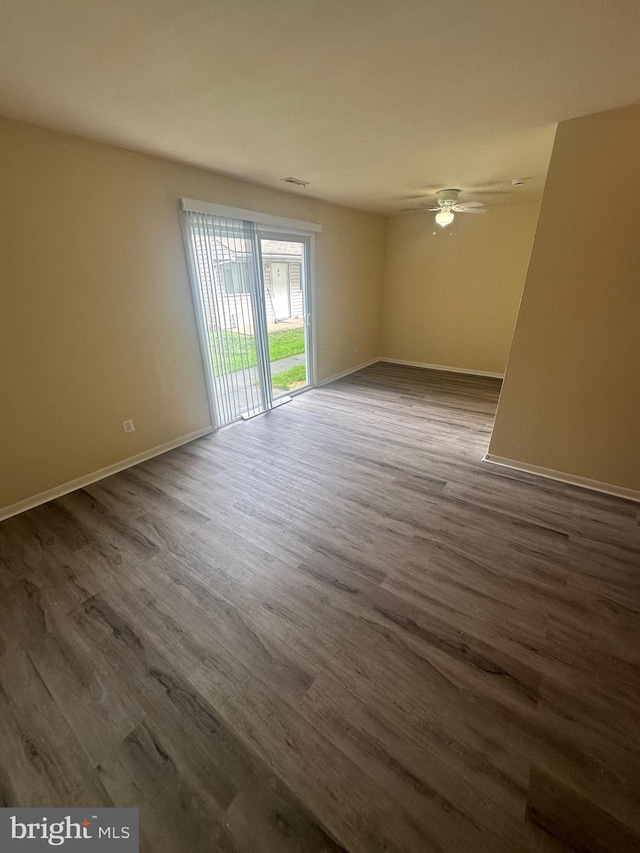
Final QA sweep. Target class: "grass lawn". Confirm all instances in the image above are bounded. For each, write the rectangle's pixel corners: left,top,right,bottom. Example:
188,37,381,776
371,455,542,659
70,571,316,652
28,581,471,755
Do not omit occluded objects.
210,326,304,375
271,364,307,391
267,327,305,361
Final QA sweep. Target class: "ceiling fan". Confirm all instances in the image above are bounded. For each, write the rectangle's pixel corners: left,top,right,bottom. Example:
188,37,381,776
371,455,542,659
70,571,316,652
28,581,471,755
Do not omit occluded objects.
402,188,486,226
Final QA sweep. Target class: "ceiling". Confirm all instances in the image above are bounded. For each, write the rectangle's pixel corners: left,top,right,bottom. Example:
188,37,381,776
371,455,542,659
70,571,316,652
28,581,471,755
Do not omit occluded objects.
1,0,640,214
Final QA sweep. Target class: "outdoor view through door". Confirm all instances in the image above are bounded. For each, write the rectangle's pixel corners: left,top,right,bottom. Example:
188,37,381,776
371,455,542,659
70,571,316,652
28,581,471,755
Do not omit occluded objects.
183,209,312,427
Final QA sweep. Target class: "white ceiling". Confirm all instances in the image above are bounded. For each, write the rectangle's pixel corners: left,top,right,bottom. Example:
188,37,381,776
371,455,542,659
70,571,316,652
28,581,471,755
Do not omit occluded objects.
1,0,640,213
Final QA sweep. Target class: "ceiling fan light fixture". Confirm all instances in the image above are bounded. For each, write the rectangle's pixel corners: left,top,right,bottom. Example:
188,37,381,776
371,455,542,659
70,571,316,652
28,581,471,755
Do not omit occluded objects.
435,209,455,227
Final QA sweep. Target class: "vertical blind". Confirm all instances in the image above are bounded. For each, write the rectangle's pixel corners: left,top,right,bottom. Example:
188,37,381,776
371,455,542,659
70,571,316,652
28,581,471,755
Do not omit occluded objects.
183,211,271,426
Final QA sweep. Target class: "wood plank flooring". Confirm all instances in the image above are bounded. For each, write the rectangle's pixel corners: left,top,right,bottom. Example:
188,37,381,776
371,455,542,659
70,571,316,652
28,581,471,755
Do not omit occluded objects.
1,362,639,852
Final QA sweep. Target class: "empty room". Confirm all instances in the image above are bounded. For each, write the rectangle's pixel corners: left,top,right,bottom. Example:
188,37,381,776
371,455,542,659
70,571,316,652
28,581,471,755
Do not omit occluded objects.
1,2,639,851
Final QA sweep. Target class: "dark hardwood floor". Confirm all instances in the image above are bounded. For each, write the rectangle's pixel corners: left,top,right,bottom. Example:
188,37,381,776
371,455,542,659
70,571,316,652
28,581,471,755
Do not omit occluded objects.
1,362,639,852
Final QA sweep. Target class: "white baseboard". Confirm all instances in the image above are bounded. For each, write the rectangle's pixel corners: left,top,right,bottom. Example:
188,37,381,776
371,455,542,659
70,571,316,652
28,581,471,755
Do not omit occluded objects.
483,453,640,504
317,357,380,386
0,426,214,523
318,357,504,386
379,358,504,379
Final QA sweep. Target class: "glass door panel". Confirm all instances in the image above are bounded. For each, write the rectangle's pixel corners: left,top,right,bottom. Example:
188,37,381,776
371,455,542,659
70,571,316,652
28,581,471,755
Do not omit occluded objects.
258,234,312,400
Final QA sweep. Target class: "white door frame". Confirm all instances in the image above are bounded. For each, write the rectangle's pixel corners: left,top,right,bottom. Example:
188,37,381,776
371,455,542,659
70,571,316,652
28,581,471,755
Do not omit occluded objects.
258,229,315,394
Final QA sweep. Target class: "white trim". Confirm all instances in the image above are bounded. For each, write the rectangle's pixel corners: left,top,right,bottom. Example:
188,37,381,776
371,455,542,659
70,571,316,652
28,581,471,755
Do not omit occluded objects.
482,453,640,504
0,427,213,523
309,235,318,389
180,198,322,233
317,357,504,386
380,357,504,379
318,358,379,386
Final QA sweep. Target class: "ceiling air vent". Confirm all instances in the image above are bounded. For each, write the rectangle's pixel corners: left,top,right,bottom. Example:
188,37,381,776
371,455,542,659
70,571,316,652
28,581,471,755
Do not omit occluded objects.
281,177,309,187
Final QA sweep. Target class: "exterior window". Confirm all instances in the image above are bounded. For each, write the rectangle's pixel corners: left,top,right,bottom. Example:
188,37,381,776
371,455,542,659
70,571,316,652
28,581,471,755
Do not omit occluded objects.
222,262,251,295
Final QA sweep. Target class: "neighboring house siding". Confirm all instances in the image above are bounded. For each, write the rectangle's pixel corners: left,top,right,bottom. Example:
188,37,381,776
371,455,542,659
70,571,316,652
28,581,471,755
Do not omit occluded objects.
263,262,274,323
290,263,303,318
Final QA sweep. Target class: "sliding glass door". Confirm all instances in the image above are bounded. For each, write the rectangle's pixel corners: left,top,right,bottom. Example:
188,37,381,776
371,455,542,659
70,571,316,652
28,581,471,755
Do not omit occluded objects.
182,209,313,426
259,233,312,402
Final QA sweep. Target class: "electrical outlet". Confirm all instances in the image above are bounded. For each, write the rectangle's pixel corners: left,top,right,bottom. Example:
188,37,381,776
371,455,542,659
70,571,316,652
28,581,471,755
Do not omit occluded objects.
322,345,327,353
122,419,136,434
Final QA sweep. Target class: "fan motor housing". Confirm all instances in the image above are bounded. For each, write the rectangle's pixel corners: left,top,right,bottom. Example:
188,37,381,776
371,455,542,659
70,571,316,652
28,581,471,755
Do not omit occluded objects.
437,188,461,206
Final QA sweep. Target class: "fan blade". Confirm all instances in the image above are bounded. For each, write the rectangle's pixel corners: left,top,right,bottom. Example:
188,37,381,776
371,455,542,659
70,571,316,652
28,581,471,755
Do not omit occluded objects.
458,207,486,214
464,181,511,193
454,201,485,209
399,203,442,213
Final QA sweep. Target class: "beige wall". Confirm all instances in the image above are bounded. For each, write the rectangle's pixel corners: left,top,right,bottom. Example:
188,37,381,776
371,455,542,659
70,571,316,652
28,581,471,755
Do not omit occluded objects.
0,117,385,510
489,105,640,492
381,202,540,374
